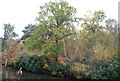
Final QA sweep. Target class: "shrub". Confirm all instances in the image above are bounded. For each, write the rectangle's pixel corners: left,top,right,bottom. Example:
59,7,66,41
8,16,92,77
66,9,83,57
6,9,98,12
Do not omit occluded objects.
14,54,71,77
49,57,56,62
69,62,90,79
29,55,49,73
14,55,49,73
48,62,70,77
2,39,20,65
14,55,30,69
89,57,119,79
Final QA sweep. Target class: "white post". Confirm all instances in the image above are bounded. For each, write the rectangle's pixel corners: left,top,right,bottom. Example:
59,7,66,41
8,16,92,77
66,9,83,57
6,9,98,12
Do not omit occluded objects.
5,60,7,66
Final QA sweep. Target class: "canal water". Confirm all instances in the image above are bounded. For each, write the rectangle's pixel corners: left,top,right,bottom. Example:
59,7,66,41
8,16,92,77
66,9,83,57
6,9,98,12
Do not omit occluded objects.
2,65,64,80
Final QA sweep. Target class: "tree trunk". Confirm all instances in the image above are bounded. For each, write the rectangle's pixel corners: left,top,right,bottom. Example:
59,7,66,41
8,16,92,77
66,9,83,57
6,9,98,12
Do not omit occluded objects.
63,38,67,57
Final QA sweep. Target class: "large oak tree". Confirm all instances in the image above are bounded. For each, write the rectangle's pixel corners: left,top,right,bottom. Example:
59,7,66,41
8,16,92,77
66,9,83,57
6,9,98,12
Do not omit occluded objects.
26,1,77,55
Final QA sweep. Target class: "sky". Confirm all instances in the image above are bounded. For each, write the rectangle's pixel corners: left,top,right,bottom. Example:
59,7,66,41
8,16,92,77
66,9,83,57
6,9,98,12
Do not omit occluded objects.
0,0,119,38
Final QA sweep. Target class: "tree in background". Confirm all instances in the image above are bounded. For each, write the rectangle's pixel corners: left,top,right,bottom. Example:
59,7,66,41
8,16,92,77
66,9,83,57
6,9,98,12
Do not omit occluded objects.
2,23,18,50
105,19,118,33
21,24,34,40
3,23,18,40
26,0,77,56
77,11,118,63
2,23,19,65
105,19,118,58
80,10,106,33
78,10,106,49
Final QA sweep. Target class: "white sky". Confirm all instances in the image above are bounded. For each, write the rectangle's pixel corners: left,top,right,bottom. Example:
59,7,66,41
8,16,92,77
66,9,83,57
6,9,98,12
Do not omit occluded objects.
0,0,119,38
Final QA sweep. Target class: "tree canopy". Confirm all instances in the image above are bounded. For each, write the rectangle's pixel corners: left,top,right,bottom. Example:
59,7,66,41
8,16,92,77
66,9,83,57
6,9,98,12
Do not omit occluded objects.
26,1,77,54
80,10,106,33
3,23,18,40
21,24,34,40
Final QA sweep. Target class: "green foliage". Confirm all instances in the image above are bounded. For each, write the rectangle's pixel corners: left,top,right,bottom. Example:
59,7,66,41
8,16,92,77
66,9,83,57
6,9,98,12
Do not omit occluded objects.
14,55,30,69
21,24,34,40
68,62,90,79
105,19,118,33
3,23,18,40
26,1,77,55
3,23,19,51
42,41,58,54
13,2,118,80
89,57,119,79
28,55,49,73
80,10,106,33
14,55,72,77
14,55,49,73
48,62,70,77
13,51,119,79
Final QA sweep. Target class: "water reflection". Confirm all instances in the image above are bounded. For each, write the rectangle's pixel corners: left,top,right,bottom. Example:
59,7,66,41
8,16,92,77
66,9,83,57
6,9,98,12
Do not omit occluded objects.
2,65,63,80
